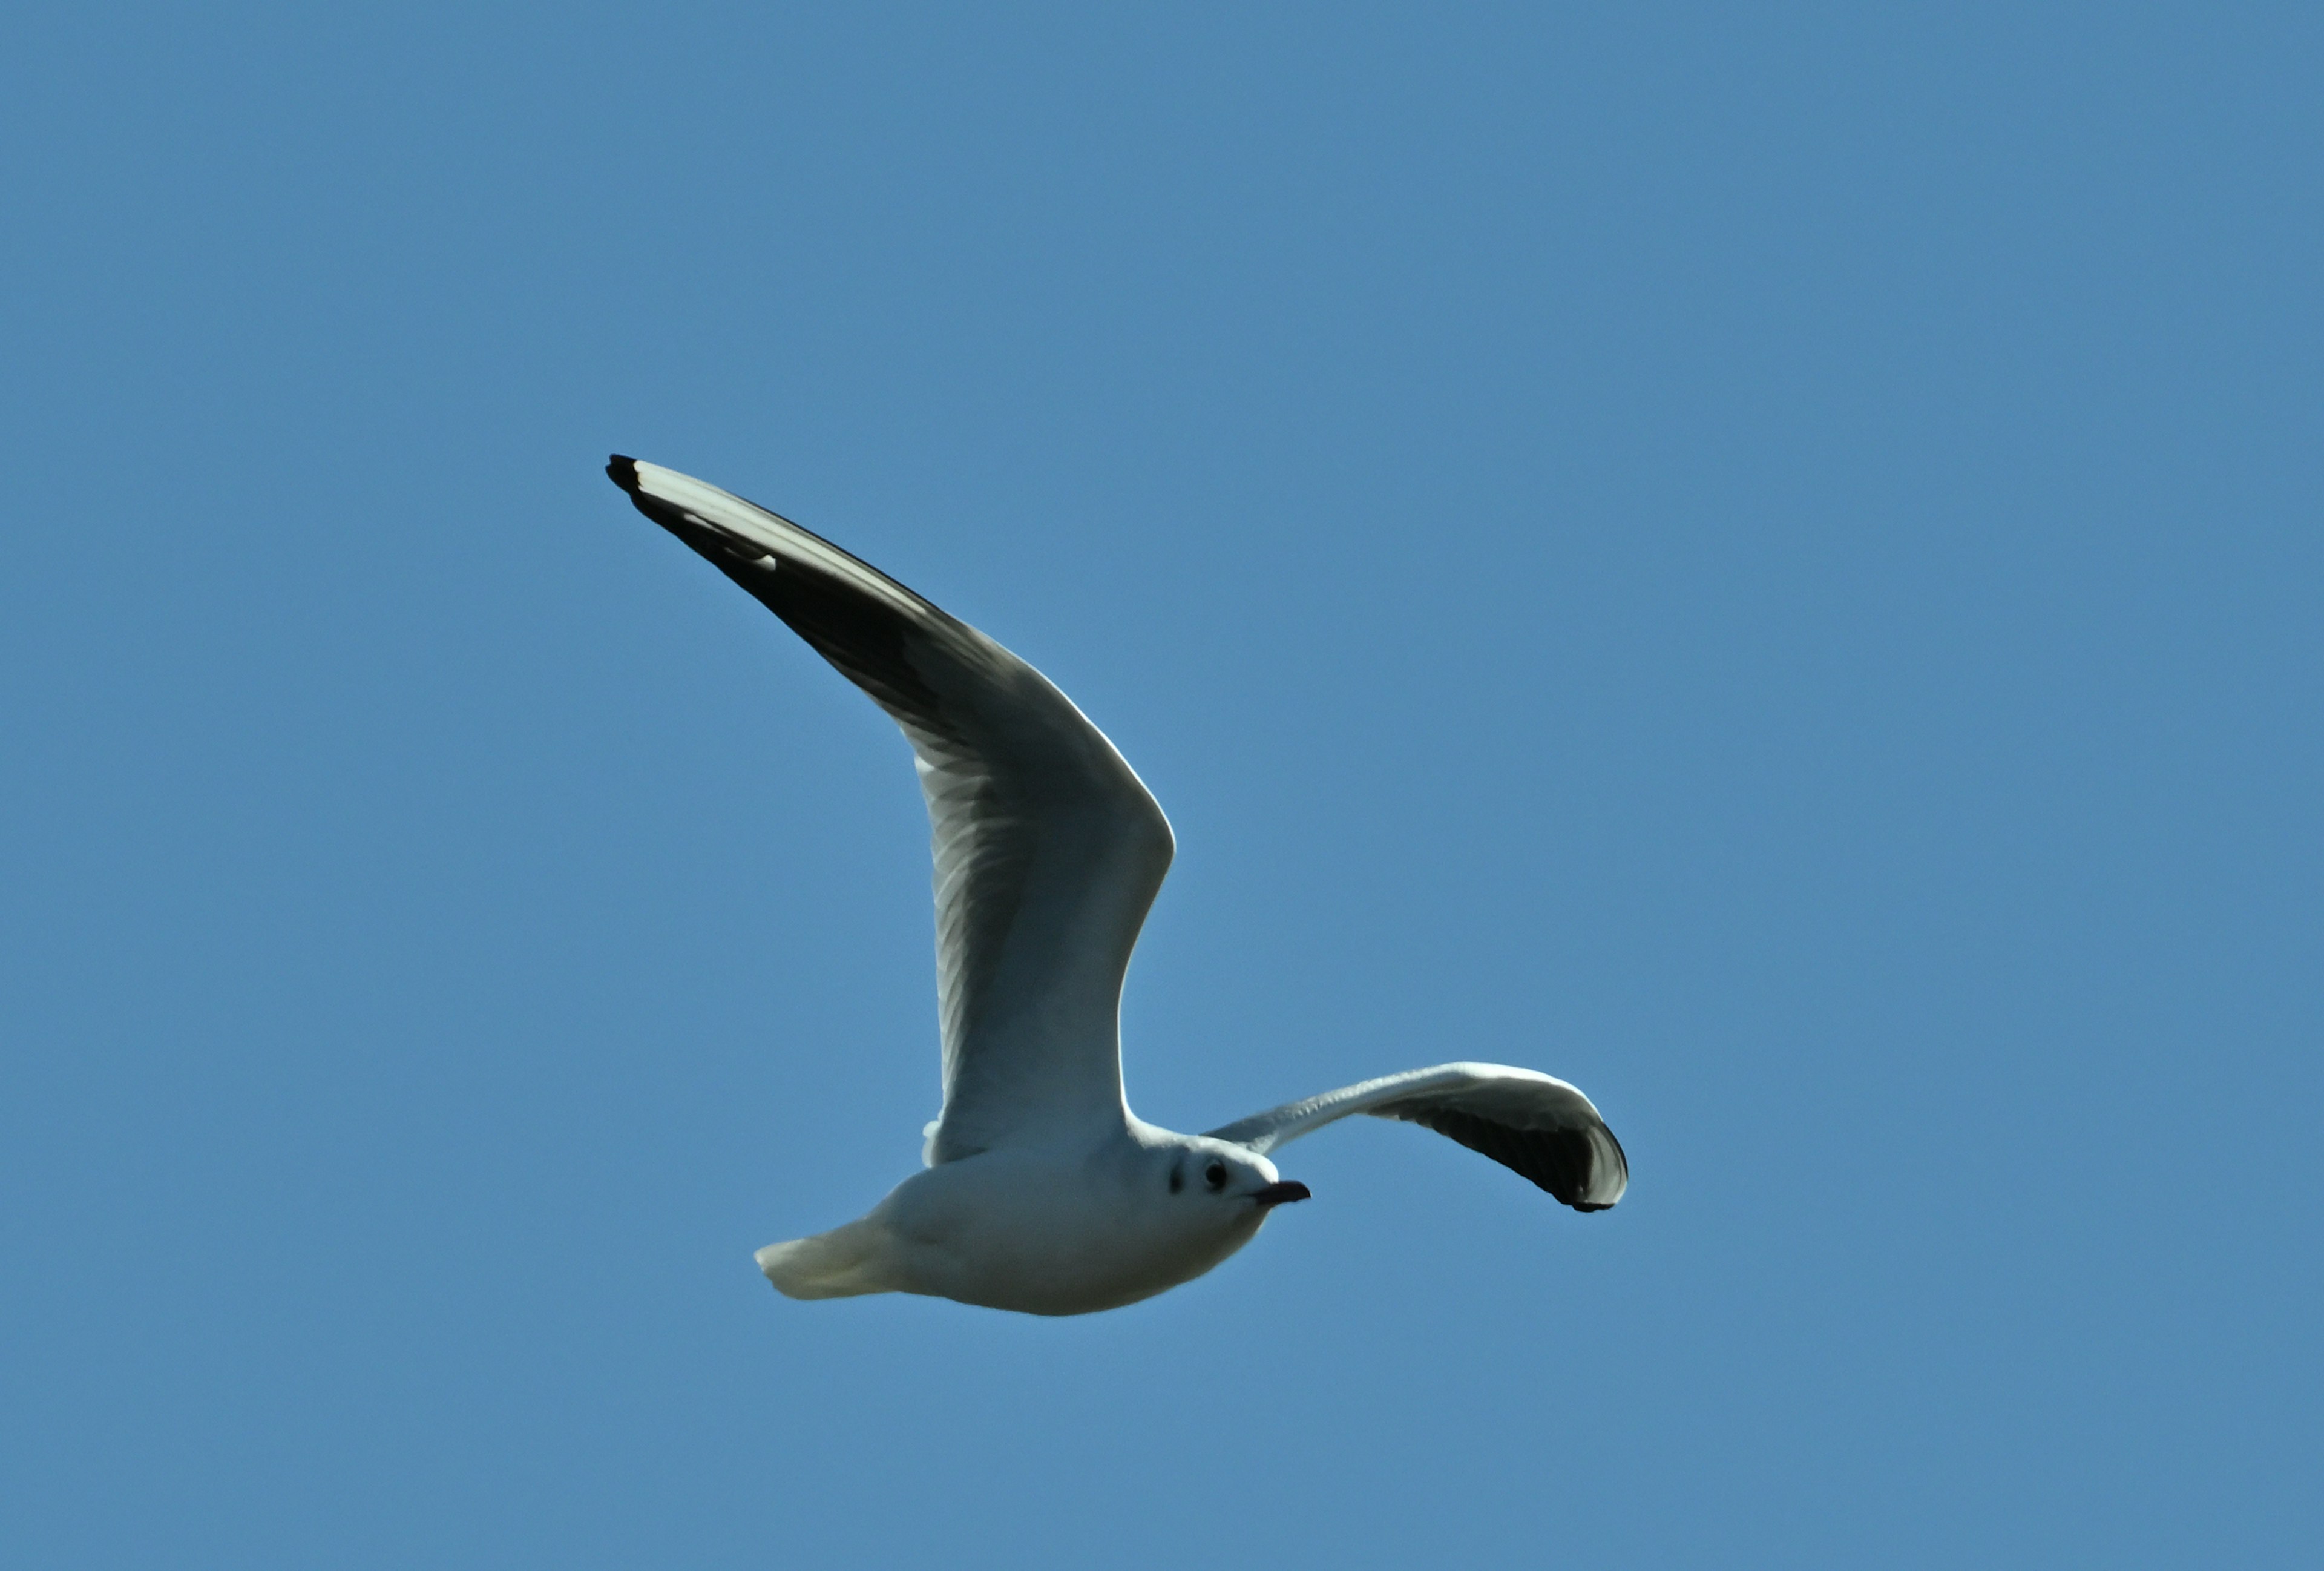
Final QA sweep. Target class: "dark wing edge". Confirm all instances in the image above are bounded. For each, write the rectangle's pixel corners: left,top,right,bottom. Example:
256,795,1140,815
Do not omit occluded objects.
1378,1101,1628,1211
607,454,973,731
1206,1061,1629,1214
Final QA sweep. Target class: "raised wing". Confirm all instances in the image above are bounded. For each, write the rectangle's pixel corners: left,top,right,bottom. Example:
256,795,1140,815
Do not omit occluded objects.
1206,1062,1627,1211
608,458,1173,1160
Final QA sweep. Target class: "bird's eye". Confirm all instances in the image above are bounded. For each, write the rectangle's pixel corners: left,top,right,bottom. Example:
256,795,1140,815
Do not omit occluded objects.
1204,1159,1227,1191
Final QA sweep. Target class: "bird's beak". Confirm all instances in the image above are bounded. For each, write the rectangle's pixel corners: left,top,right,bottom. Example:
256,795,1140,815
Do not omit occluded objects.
1251,1181,1311,1209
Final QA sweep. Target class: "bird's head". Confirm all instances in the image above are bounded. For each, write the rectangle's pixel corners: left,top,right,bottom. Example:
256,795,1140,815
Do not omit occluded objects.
1157,1136,1311,1219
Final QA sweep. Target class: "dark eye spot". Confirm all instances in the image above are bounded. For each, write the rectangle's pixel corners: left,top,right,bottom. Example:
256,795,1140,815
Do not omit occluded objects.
1204,1159,1227,1191
1168,1160,1184,1194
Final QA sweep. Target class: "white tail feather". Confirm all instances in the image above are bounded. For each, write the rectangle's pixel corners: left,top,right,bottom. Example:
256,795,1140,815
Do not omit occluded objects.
754,1217,901,1300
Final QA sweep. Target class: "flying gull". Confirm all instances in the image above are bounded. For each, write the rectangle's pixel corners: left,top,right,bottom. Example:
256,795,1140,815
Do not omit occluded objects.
607,456,1627,1315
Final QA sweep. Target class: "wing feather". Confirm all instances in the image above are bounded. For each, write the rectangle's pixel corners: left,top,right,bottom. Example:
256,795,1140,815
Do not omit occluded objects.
609,458,1172,1159
1206,1061,1627,1211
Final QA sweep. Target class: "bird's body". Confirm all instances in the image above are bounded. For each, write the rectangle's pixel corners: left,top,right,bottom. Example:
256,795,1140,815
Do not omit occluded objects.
761,1125,1288,1316
607,456,1627,1316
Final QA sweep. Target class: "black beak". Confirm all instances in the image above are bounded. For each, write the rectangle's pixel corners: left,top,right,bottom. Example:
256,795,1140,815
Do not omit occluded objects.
1252,1180,1311,1209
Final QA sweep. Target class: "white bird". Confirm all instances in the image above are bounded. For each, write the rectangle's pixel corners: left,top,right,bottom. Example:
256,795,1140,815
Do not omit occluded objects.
608,456,1627,1316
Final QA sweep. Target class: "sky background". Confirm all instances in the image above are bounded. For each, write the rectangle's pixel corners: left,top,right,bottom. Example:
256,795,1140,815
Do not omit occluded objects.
3,4,2319,1566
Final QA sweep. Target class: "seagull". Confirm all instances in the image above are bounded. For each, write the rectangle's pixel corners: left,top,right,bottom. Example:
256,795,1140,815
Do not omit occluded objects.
607,456,1627,1316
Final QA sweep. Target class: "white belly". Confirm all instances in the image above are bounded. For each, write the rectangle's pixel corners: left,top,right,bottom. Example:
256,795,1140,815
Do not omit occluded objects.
873,1148,1270,1316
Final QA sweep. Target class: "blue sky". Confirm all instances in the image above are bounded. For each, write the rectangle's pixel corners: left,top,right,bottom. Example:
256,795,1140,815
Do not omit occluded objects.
3,4,2317,1566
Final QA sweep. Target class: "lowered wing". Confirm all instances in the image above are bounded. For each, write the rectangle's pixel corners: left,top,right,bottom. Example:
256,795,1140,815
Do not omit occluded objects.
1206,1061,1627,1211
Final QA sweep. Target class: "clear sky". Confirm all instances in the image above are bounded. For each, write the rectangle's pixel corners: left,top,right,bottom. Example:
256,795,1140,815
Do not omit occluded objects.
3,4,2317,1566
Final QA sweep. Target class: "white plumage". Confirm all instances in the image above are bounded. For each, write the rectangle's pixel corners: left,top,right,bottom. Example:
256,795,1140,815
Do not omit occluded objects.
609,456,1626,1315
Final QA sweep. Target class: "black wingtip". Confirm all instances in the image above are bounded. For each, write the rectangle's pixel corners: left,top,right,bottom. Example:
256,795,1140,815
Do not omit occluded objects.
606,454,640,492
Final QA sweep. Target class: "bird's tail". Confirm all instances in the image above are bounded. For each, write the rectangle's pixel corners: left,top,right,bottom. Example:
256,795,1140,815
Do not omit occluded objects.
753,1216,901,1300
